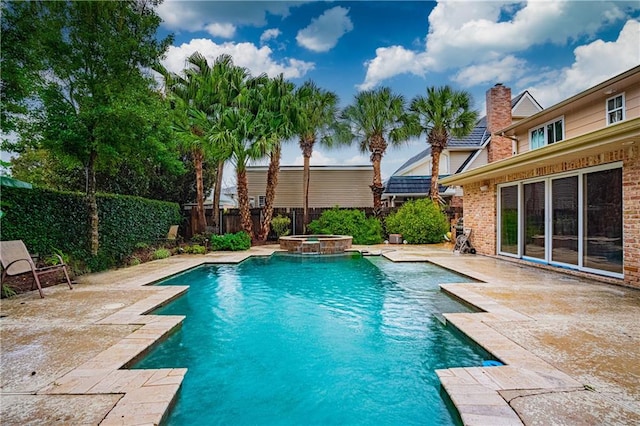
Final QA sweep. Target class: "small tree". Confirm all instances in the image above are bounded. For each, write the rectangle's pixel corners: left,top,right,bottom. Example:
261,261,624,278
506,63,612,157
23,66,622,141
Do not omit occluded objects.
271,215,291,238
385,199,449,244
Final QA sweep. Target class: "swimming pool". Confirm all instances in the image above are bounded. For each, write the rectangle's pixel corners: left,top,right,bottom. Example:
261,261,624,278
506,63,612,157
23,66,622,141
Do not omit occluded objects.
133,254,488,425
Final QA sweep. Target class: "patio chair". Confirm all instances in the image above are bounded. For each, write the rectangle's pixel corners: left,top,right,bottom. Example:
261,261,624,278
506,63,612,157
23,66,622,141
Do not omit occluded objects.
0,240,73,298
453,229,476,254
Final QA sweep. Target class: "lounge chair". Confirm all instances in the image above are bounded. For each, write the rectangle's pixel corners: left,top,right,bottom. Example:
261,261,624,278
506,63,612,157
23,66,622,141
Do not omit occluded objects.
0,240,73,298
453,229,476,254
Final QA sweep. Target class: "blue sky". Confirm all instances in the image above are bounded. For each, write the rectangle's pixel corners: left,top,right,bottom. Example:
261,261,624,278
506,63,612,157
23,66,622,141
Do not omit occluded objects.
157,0,640,184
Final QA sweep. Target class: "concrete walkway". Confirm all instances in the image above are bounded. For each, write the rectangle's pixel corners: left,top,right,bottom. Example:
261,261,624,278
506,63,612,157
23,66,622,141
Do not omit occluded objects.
1,244,638,425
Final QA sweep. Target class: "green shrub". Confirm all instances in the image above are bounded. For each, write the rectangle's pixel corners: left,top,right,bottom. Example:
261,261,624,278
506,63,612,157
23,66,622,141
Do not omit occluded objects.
184,244,207,254
128,257,141,266
190,233,209,245
210,231,251,251
153,248,172,260
307,207,383,245
1,186,181,273
385,199,449,244
270,215,291,238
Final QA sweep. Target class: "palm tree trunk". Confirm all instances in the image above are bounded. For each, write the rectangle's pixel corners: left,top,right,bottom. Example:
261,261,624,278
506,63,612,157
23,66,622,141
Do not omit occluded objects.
212,160,224,234
257,143,281,242
237,167,253,239
430,147,442,201
302,152,311,233
370,152,384,216
87,149,99,256
193,148,207,235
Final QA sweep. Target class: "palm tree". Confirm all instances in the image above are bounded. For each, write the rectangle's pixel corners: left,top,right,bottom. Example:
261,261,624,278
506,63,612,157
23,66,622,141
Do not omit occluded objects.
293,81,339,232
209,74,274,239
337,87,418,215
410,86,478,202
157,53,214,235
255,74,296,242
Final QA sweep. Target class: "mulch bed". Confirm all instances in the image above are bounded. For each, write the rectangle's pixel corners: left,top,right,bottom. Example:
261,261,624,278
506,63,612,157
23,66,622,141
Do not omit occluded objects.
2,271,69,298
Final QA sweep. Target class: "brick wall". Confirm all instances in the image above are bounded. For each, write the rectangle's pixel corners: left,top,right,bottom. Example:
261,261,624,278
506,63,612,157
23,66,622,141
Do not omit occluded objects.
462,146,640,288
462,181,496,255
486,84,513,163
623,145,640,287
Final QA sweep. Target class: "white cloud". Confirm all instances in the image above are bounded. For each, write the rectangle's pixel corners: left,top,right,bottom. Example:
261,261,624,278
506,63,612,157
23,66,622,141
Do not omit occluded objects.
358,47,433,90
162,39,315,80
526,19,640,107
293,150,336,166
452,56,527,88
205,22,236,38
157,0,299,32
359,0,632,89
296,6,353,52
260,28,282,44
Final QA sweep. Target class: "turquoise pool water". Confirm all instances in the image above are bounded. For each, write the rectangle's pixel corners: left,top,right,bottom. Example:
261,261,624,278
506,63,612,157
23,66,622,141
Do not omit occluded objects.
133,254,487,425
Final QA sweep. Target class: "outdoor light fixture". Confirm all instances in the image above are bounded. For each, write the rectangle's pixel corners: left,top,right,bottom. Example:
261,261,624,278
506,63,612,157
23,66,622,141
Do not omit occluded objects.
480,185,489,192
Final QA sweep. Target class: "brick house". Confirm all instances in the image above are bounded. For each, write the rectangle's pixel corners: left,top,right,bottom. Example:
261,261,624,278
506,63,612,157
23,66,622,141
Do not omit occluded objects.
440,65,640,288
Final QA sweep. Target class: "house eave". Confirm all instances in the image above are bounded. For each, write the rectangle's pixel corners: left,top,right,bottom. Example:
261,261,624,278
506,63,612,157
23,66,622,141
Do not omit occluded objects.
440,117,640,186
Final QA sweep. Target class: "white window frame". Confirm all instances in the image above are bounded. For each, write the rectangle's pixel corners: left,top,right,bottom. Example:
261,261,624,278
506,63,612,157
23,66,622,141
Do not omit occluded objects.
606,92,625,125
528,116,565,150
258,195,266,207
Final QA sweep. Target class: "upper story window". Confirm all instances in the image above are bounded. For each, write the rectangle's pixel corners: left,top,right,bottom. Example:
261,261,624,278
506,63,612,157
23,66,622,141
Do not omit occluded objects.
606,93,625,125
530,117,564,150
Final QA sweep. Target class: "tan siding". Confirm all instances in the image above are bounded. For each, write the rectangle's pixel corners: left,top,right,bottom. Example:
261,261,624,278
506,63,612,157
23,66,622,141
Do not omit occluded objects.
450,151,471,173
247,168,373,208
308,169,373,207
467,148,488,171
513,97,541,118
516,79,640,155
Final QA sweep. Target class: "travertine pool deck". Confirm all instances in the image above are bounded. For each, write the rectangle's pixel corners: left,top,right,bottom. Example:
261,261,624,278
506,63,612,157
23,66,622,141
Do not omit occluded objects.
1,244,638,425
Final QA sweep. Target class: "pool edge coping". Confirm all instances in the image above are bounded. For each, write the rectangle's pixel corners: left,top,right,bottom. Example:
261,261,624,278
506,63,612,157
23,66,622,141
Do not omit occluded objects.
33,247,584,425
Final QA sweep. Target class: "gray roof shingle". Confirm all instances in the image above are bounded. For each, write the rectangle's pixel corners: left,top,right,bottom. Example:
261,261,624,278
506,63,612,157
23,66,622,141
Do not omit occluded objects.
384,175,449,195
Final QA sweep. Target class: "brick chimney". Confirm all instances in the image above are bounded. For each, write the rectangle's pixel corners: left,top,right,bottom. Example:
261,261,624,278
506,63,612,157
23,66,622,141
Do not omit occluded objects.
486,83,512,163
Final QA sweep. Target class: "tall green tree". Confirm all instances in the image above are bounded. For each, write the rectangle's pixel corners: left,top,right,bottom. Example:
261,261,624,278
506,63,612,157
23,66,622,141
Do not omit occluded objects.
255,75,296,242
337,87,419,215
410,86,478,201
158,52,214,235
210,75,274,239
1,0,174,255
293,81,339,232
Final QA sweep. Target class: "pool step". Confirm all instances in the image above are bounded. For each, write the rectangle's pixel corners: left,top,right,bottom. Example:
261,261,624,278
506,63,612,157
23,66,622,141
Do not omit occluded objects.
433,313,447,326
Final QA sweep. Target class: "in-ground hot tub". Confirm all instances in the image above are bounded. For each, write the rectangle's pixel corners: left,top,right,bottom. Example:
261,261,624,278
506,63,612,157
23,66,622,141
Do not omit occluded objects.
279,235,353,254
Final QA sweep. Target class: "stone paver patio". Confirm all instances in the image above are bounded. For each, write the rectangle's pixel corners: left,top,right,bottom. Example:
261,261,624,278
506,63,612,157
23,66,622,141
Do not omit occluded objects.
1,244,638,425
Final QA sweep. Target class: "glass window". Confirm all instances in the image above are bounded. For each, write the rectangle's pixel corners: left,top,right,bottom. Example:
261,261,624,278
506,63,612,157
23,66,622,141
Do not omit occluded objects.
500,186,519,255
606,94,625,125
530,118,563,149
583,169,622,273
551,176,578,265
523,181,546,259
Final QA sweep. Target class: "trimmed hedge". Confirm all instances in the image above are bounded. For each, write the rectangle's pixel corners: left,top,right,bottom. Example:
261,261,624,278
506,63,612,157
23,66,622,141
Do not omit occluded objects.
307,207,383,245
210,231,251,251
1,186,181,271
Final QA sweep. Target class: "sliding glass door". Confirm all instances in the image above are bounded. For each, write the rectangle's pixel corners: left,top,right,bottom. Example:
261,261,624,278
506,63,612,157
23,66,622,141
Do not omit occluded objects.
583,168,622,274
499,185,518,255
496,164,622,278
523,181,545,260
551,176,578,265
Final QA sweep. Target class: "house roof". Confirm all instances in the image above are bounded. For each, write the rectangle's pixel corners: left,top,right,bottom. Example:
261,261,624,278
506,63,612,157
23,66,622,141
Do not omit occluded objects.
391,117,489,175
383,175,449,196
